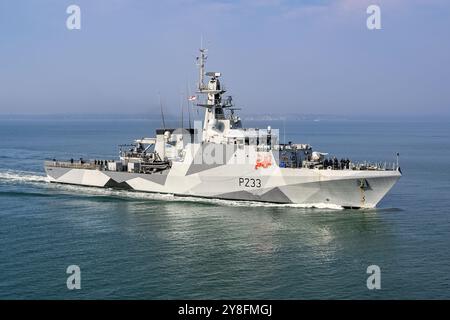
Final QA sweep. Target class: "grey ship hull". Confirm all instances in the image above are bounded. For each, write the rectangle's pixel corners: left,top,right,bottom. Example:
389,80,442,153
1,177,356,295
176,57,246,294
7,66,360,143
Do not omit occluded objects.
45,157,401,208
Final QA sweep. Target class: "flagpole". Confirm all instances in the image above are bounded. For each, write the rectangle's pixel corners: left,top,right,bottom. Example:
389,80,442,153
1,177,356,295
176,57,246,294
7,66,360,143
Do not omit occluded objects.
186,81,192,130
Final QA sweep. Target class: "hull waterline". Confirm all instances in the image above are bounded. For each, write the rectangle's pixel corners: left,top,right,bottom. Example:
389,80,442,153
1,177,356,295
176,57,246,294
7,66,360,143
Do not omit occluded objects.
45,164,401,209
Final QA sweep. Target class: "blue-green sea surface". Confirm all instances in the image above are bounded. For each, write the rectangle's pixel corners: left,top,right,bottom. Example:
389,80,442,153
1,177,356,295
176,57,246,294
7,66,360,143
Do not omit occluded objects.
0,117,449,299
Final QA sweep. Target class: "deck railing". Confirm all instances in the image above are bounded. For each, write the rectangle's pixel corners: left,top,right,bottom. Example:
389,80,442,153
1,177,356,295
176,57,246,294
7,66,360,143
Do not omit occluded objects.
45,161,104,170
302,161,398,171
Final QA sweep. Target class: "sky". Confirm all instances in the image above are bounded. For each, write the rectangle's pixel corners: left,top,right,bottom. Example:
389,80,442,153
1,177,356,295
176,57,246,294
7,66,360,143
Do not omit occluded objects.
0,0,449,116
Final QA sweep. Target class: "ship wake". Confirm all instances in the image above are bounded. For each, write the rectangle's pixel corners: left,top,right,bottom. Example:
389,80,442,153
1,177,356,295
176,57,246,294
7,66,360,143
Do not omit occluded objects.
0,170,344,210
0,170,49,184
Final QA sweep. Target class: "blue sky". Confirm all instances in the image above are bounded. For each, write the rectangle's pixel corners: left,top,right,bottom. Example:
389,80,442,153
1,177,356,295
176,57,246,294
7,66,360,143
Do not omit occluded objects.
0,0,449,115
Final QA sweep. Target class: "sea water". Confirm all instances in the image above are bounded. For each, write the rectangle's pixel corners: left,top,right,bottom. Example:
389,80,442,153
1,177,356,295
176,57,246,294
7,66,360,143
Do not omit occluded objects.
0,116,449,299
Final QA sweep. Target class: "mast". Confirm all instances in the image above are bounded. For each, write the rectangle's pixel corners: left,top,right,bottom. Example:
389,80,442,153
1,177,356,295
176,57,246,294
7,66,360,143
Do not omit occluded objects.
196,47,210,139
180,91,184,129
195,46,239,141
158,92,166,130
197,48,207,91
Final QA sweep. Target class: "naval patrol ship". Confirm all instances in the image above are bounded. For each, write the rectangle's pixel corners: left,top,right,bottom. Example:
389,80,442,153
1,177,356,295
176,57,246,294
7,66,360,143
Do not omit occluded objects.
44,48,401,208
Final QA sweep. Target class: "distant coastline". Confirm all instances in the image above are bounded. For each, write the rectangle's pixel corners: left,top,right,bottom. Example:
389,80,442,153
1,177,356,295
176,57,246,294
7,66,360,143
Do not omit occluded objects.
0,113,448,122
